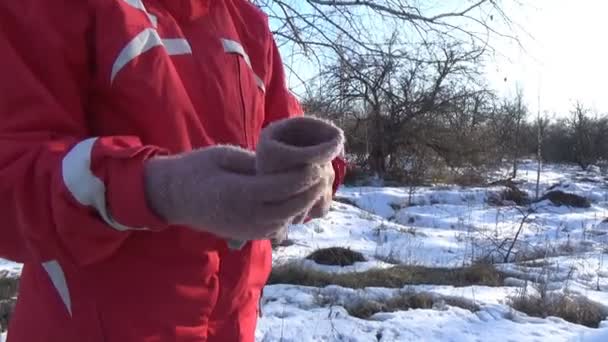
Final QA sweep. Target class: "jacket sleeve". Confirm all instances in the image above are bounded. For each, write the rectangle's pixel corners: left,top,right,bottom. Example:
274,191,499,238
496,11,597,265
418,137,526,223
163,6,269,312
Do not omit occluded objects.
262,35,347,192
0,3,168,265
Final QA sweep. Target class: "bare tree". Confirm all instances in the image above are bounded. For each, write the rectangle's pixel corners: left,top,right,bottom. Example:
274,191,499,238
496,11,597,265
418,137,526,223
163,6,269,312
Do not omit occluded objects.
252,0,517,95
509,86,527,178
569,102,594,170
535,113,549,200
490,86,527,179
273,0,520,183
307,36,490,178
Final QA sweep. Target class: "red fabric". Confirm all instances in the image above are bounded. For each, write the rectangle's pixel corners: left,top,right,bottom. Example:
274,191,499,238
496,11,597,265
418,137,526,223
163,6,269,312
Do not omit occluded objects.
0,0,346,341
332,157,347,193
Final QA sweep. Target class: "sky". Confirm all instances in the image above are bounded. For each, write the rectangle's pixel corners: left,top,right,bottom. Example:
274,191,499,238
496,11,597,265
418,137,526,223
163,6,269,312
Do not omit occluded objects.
487,0,608,117
278,0,608,117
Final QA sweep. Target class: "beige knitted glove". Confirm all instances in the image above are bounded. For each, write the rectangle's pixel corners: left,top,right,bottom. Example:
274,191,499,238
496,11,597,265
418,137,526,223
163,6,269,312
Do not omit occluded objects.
143,145,325,242
256,116,345,174
256,116,345,242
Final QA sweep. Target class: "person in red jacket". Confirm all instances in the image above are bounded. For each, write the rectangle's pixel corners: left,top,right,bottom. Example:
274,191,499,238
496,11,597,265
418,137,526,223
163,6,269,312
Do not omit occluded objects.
0,0,346,341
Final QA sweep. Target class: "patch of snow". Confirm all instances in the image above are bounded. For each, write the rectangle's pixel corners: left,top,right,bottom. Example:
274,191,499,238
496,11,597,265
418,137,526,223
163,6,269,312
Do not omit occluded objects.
588,165,602,175
265,162,608,341
580,327,608,342
257,284,597,342
0,259,21,277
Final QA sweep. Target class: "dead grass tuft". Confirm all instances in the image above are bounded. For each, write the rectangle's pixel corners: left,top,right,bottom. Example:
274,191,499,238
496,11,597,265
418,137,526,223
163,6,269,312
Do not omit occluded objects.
268,262,503,288
347,291,480,319
510,292,607,328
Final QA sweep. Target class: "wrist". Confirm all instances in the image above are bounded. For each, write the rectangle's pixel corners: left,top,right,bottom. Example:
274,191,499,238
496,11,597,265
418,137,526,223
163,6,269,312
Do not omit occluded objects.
143,156,178,225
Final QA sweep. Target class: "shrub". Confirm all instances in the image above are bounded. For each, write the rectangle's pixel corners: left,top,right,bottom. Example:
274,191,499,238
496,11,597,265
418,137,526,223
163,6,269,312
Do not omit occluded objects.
306,247,366,266
539,191,591,208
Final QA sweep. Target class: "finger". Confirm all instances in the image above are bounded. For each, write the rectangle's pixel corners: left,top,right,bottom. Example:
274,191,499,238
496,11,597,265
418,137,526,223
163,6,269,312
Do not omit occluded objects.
293,194,325,224
259,181,325,221
326,163,336,184
247,164,324,202
234,220,284,241
309,194,331,219
308,201,323,219
292,211,308,225
267,226,288,240
213,145,257,174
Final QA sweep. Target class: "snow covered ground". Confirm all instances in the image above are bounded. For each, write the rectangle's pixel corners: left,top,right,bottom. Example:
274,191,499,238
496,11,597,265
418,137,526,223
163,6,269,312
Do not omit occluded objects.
257,284,604,341
258,161,608,341
2,161,608,341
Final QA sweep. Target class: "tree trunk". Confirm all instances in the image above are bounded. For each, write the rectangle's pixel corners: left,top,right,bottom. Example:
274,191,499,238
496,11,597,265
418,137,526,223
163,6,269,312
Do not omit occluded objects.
368,102,385,178
535,118,542,200
369,146,386,178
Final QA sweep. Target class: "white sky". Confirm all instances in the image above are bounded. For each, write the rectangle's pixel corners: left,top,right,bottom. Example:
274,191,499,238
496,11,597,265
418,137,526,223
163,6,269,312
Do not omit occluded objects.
280,1,608,117
484,0,608,116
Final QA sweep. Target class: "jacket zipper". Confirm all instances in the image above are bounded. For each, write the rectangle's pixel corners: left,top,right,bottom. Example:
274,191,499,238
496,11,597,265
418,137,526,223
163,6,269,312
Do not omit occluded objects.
236,57,249,147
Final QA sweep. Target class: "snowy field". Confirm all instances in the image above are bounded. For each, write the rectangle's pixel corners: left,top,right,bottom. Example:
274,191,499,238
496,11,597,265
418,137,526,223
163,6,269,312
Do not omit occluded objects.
2,161,608,341
257,161,608,341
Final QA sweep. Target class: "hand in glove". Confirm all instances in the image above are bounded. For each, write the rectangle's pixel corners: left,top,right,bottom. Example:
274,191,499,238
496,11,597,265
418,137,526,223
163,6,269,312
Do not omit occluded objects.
256,116,345,228
143,145,325,241
302,161,335,221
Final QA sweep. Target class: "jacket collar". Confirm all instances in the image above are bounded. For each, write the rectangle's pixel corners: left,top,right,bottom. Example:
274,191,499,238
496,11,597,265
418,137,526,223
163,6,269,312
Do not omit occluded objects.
160,0,210,22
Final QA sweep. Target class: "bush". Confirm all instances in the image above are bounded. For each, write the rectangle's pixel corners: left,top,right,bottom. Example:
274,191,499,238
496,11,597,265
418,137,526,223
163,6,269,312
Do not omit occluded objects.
489,187,530,206
540,191,591,208
487,179,530,206
306,247,366,266
342,164,369,186
502,188,530,206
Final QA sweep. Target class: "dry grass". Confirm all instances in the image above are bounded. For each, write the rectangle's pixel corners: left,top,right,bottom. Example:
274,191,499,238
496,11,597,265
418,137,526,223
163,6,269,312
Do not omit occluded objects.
0,277,18,301
374,250,403,265
306,247,367,266
268,262,503,288
0,276,18,332
347,291,480,319
510,292,607,328
514,240,592,263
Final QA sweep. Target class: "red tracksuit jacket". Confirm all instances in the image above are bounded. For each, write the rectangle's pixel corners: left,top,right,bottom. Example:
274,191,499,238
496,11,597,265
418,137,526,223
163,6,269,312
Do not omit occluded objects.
0,0,346,341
